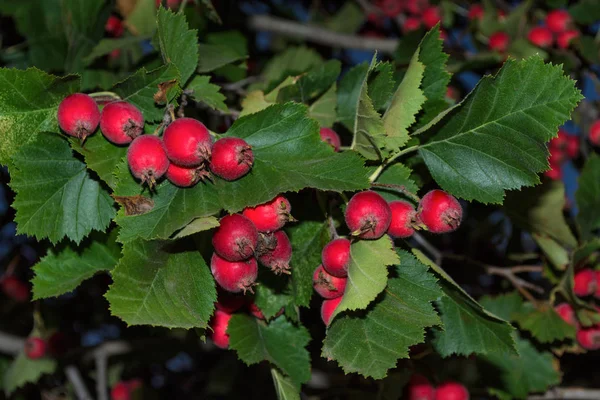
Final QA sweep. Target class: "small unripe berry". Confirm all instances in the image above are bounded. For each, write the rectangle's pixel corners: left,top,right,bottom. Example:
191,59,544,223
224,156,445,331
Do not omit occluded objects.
557,29,579,49
589,121,600,146
576,326,600,350
209,137,254,181
403,17,422,33
212,214,258,262
166,164,207,187
210,309,233,349
416,190,462,234
321,296,343,326
435,381,469,400
111,382,131,400
322,238,351,278
258,230,292,275
574,268,597,297
1,276,29,302
313,265,347,299
467,4,484,21
211,253,258,293
163,118,212,166
25,337,47,360
242,195,293,232
527,26,553,48
554,303,577,326
319,127,341,152
488,31,510,52
345,191,392,239
406,374,435,400
388,200,416,238
422,6,441,29
215,288,246,314
546,9,572,33
57,93,100,141
100,101,144,145
127,135,169,186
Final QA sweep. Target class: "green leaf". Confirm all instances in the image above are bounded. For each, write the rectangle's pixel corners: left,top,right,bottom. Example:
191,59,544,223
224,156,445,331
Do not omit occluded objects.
197,43,248,73
10,133,115,244
32,230,120,299
84,37,148,65
308,84,337,128
186,75,227,112
332,236,400,319
271,368,300,400
569,0,600,24
324,2,364,34
479,292,524,320
372,164,419,202
0,68,79,167
419,56,583,204
156,7,199,85
255,283,292,321
3,353,57,395
228,315,311,386
509,38,549,61
126,0,156,36
171,216,220,239
70,134,127,190
576,155,600,240
368,62,395,112
198,0,222,24
81,70,122,92
322,251,441,379
240,91,273,117
261,47,323,91
105,239,216,328
278,60,341,103
513,302,576,343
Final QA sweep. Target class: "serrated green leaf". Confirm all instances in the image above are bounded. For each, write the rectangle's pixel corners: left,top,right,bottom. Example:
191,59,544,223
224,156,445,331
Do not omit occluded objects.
3,353,57,395
372,164,419,203
322,251,441,379
62,0,107,73
84,36,148,65
260,47,323,91
576,155,600,240
308,84,337,128
419,57,583,204
171,216,220,239
324,2,363,34
255,282,292,321
70,134,127,190
277,60,341,103
10,133,115,244
513,302,576,343
156,7,198,84
197,43,247,74
81,69,122,92
240,90,272,117
105,239,216,328
479,292,524,321
369,62,395,112
0,68,79,167
271,368,300,400
228,315,311,386
186,75,227,112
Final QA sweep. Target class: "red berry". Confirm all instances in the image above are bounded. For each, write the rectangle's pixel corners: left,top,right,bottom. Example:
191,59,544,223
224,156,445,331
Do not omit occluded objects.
258,230,292,275
345,191,392,239
211,253,258,293
544,162,562,180
321,296,343,326
407,374,435,400
105,15,124,37
127,135,169,186
209,137,254,181
242,195,293,232
557,29,579,49
210,309,232,349
313,265,347,299
548,147,566,165
388,200,416,238
589,120,600,146
212,214,258,262
163,118,212,167
576,326,600,350
24,337,47,360
322,238,351,278
100,101,144,145
550,130,569,150
574,268,597,297
555,303,577,326
57,93,100,140
488,31,510,52
403,16,422,33
1,276,29,302
377,0,402,18
565,134,579,158
215,287,246,313
111,382,131,400
166,164,208,187
416,190,462,234
422,6,441,29
404,0,428,14
467,4,484,21
319,127,341,152
435,381,469,400
546,9,572,33
527,26,553,48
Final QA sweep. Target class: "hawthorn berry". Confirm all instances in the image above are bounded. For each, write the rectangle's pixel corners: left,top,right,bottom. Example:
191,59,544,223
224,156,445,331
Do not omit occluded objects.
435,381,470,400
210,309,233,349
388,200,416,238
467,4,484,21
345,191,392,239
215,288,246,314
209,137,254,181
211,253,258,293
242,195,293,232
166,164,208,187
406,374,435,400
377,0,402,18
574,268,597,297
321,296,343,326
319,127,341,152
100,101,144,145
404,0,428,15
527,26,553,48
403,16,422,33
24,337,47,360
546,9,572,33
589,120,600,146
1,276,29,302
557,29,579,49
576,326,600,351
163,118,212,167
322,238,351,278
488,31,509,52
422,6,441,29
127,135,170,186
555,303,577,326
105,15,124,37
212,214,258,262
544,163,562,181
313,265,347,299
57,93,101,141
416,190,462,234
258,230,293,274
111,382,131,400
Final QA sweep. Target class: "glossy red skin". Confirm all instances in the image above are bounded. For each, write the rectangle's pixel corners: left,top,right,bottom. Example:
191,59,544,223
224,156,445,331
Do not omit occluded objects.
388,200,416,238
467,4,484,20
210,309,233,349
345,191,392,239
417,190,462,234
434,381,469,400
166,164,203,187
574,268,597,297
211,253,258,293
557,29,579,49
258,230,292,274
1,276,29,302
528,26,553,48
242,195,292,232
488,32,510,52
127,135,169,183
105,15,124,37
313,265,347,299
111,382,131,400
546,9,572,33
209,137,254,181
321,296,343,326
403,16,422,33
163,118,212,166
322,238,351,278
25,337,47,360
212,214,258,262
57,93,100,139
576,326,600,350
407,374,435,400
100,101,144,144
215,288,247,313
589,121,600,146
555,303,577,326
422,7,441,29
319,127,341,152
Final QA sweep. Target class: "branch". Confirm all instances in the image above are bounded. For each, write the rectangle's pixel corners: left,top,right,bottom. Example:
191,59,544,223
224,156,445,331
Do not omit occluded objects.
248,15,398,54
0,331,25,355
96,353,109,400
65,365,93,400
529,388,600,400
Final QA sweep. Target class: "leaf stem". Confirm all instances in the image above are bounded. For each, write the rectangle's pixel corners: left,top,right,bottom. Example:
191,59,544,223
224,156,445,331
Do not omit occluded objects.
369,145,419,182
371,182,420,203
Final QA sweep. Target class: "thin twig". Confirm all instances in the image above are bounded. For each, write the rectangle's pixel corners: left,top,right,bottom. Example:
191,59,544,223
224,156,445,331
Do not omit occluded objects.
221,76,260,95
369,145,420,182
413,232,442,265
528,388,600,399
0,331,25,355
65,365,93,400
327,215,339,240
95,353,108,400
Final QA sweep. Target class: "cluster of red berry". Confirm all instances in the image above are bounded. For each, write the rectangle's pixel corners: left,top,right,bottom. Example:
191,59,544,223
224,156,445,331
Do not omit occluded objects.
527,10,579,50
406,374,470,400
544,129,579,180
369,0,442,34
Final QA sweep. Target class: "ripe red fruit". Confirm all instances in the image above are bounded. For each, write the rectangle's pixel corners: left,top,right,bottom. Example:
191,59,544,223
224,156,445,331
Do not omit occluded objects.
565,134,579,158
100,101,144,145
435,381,469,400
1,276,29,302
258,230,293,274
488,31,510,52
557,29,579,49
527,26,553,48
210,309,233,349
321,296,343,326
127,135,169,186
544,162,562,180
57,93,101,140
388,200,416,238
111,382,131,400
403,16,422,33
574,268,597,297
212,214,258,262
322,238,351,278
319,127,341,152
166,164,208,187
403,0,428,14
215,288,246,314
313,265,347,299
406,374,435,400
211,253,258,293
209,137,254,181
546,9,572,33
105,15,124,37
555,303,577,326
345,191,392,239
589,121,600,146
163,118,212,167
417,190,462,234
25,337,47,360
576,326,600,350
467,4,484,21
422,6,441,29
242,195,293,232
